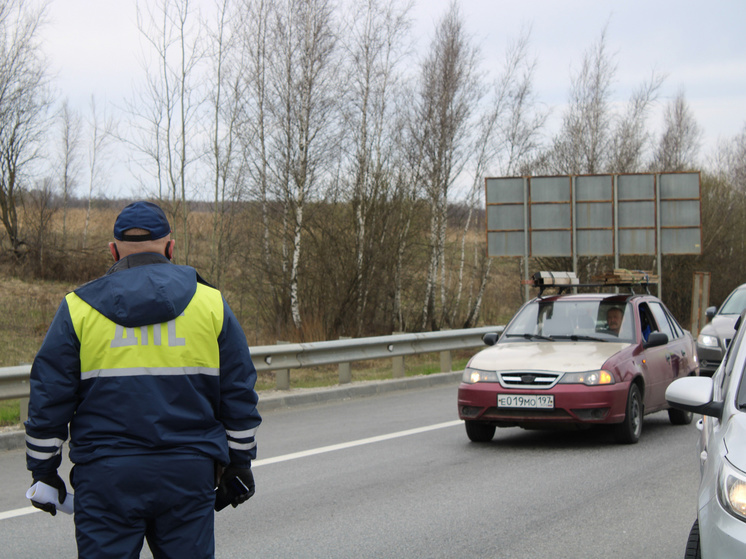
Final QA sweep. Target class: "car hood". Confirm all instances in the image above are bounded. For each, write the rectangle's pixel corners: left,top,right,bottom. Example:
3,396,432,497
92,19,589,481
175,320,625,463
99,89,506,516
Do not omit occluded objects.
701,315,739,340
468,341,630,372
724,413,746,471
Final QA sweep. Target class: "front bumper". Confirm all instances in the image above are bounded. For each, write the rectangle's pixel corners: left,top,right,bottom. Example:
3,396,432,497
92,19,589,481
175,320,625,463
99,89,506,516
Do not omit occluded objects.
697,344,724,376
699,493,746,558
457,381,631,426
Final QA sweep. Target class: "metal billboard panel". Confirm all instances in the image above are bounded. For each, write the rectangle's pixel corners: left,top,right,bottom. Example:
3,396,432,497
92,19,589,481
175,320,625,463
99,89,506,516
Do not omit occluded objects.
618,174,655,199
484,172,701,258
530,176,570,201
576,202,612,228
531,231,572,257
660,172,700,199
620,228,656,255
662,228,702,254
618,200,656,228
486,177,523,204
530,204,571,229
487,205,523,230
487,231,524,257
576,175,612,201
661,200,700,227
577,230,614,256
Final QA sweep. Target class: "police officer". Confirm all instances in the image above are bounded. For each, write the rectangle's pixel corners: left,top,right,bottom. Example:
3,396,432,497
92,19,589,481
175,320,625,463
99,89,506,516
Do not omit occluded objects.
24,201,261,558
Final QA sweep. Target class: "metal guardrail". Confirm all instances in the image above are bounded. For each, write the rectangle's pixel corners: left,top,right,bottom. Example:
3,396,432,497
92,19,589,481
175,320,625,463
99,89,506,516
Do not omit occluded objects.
0,326,504,401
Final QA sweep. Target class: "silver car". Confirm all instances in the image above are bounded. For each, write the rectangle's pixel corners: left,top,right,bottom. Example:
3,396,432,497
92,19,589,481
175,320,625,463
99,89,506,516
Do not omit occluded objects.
697,284,746,376
666,312,746,558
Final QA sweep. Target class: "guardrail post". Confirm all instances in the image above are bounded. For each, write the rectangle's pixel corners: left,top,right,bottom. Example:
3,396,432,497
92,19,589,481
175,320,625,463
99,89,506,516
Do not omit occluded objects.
338,362,351,384
275,341,291,390
392,355,405,378
338,337,352,384
19,398,29,423
440,350,452,372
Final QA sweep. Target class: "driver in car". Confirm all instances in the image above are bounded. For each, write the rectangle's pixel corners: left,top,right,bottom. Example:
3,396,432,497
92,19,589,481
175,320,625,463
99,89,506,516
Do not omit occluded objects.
606,307,624,336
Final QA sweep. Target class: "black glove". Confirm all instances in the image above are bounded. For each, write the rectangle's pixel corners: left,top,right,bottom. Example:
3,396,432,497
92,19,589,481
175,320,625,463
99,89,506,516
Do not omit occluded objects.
31,472,67,516
215,465,255,511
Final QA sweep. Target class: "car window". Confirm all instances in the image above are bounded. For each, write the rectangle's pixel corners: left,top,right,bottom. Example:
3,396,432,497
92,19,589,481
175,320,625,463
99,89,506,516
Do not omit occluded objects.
639,304,655,341
720,287,746,315
648,302,675,340
502,299,634,342
656,302,684,339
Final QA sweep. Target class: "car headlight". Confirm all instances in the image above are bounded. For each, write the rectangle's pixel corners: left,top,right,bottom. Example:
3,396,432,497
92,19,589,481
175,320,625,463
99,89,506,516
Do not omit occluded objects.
558,370,614,385
462,368,498,383
718,458,746,522
698,334,720,348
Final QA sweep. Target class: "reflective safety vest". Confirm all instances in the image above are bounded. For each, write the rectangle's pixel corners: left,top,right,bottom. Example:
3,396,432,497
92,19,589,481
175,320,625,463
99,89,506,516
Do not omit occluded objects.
66,282,224,381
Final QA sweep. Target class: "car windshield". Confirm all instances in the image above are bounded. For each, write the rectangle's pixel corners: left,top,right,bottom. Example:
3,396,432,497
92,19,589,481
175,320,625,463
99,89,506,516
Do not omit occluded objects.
719,288,746,315
503,299,635,343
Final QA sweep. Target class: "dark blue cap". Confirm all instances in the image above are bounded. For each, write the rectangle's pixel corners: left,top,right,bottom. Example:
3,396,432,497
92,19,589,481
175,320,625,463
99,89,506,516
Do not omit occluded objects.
113,201,171,241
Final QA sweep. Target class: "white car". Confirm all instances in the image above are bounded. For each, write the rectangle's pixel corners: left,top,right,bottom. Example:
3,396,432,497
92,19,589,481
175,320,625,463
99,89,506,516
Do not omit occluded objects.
666,312,746,558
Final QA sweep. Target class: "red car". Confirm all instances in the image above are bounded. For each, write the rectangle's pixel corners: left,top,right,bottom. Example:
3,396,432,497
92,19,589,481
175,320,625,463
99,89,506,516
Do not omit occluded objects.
458,282,699,444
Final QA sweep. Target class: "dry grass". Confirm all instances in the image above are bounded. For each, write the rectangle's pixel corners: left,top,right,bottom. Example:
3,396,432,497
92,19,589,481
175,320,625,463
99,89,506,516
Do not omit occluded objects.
0,274,78,367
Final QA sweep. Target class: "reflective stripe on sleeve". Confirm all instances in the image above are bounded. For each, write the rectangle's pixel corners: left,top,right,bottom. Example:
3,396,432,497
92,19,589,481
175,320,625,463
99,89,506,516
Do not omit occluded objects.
26,447,63,460
81,366,219,380
228,440,257,451
25,435,65,448
226,427,258,439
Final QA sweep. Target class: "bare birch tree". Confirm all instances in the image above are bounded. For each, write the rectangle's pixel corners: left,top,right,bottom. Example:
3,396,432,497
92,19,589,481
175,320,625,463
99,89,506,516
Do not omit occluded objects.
271,0,339,331
414,1,480,330
608,72,664,173
0,0,52,257
204,0,249,287
82,97,115,248
458,29,547,327
651,90,702,172
130,0,205,264
56,99,81,247
546,26,615,175
341,0,412,335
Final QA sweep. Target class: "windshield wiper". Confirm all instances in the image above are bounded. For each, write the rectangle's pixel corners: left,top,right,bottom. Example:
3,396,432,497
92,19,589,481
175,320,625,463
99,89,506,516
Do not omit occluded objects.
552,334,607,342
505,333,554,341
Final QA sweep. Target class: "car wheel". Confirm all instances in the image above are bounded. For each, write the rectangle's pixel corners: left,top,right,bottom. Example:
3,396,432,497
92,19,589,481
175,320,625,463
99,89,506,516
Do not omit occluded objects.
614,384,643,444
465,421,496,442
668,406,693,425
684,519,701,559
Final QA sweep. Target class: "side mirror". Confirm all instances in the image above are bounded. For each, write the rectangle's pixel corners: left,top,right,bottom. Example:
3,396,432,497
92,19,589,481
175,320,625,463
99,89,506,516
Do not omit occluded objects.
643,331,668,349
665,376,723,420
705,306,717,320
482,332,499,346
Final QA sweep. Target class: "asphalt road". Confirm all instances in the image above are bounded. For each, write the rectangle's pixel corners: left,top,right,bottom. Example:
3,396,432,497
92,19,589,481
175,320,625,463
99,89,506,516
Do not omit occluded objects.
0,381,701,558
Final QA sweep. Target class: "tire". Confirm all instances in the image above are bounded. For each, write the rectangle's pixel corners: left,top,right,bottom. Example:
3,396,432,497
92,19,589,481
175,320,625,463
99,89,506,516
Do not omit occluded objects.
614,383,643,444
684,519,701,559
465,421,496,443
668,406,693,425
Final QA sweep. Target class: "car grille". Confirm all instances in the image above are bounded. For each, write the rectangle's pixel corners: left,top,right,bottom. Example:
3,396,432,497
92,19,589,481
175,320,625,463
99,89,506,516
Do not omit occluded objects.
481,407,572,419
498,372,560,389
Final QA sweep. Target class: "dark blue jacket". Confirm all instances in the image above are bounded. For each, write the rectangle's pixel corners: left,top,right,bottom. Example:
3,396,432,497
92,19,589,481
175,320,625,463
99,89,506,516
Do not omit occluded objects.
25,253,260,477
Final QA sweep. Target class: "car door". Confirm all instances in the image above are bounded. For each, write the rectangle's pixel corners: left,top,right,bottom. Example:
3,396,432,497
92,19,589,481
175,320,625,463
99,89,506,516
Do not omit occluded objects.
638,301,676,410
649,301,690,379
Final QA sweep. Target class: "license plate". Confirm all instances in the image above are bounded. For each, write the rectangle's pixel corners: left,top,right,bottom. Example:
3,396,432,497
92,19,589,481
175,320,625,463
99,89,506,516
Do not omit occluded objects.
497,394,554,409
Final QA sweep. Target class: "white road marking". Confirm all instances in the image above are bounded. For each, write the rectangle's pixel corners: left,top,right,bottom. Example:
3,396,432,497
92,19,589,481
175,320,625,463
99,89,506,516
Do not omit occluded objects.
0,420,463,521
0,506,38,520
253,420,462,467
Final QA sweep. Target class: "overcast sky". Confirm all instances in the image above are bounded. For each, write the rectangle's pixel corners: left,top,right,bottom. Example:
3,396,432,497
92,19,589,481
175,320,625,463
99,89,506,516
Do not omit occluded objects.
41,0,746,197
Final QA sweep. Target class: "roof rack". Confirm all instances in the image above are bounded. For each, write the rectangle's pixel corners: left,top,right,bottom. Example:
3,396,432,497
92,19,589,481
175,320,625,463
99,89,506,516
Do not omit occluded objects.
524,270,658,297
